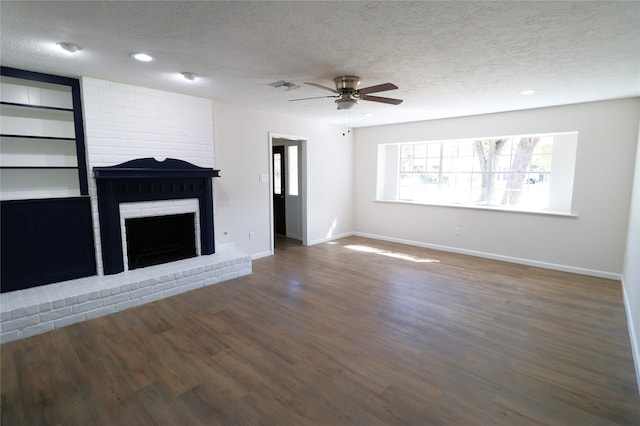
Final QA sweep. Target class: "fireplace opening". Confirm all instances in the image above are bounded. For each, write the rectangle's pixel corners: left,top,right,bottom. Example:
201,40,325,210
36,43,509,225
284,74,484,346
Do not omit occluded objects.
125,213,196,270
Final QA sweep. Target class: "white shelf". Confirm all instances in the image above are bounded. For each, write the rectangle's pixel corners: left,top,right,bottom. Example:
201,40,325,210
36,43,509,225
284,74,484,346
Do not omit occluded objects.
0,104,75,139
0,75,73,109
0,169,81,201
0,136,78,167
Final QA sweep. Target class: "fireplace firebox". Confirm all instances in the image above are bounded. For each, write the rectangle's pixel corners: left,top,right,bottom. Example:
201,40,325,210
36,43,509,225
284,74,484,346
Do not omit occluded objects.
94,158,220,275
125,213,197,270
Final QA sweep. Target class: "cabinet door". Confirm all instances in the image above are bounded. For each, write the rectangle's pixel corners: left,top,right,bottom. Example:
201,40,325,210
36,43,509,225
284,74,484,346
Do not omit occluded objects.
0,206,39,289
1,198,96,292
37,200,96,283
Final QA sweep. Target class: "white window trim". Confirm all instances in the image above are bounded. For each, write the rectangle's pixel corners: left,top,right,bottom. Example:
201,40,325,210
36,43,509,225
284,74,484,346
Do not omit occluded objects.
373,199,578,217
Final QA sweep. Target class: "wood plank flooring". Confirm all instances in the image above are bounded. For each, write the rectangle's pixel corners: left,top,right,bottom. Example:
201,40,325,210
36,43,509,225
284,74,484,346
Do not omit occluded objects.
2,236,639,425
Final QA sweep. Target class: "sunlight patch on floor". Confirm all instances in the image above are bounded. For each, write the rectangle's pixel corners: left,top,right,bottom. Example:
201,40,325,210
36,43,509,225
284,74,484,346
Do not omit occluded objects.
344,245,440,263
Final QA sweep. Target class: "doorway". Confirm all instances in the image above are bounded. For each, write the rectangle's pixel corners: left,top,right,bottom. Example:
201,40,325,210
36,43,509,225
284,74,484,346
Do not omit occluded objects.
269,133,307,253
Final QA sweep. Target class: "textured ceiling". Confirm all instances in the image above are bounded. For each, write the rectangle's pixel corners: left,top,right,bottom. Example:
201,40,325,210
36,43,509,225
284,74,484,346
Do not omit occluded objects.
1,1,639,128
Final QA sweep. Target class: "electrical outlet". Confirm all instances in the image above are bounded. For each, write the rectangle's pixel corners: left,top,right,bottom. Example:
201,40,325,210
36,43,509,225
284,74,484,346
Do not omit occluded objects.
454,227,462,236
249,232,256,240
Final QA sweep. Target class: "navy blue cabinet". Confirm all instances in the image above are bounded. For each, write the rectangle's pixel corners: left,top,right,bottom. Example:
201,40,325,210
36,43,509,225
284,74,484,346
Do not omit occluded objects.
1,198,96,292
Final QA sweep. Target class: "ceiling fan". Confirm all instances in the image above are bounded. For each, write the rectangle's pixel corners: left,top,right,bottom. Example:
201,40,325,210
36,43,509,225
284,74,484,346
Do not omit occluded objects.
290,76,403,110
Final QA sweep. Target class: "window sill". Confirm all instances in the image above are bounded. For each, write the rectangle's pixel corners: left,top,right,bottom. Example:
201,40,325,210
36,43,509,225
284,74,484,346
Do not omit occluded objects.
374,199,578,218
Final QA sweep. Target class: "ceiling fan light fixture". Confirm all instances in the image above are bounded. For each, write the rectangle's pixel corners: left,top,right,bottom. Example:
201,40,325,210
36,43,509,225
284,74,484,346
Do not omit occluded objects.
336,98,358,110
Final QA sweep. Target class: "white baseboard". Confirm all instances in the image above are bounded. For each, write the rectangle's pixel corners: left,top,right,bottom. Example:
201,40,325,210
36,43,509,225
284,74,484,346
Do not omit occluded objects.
252,250,273,260
307,232,355,246
622,276,640,394
352,232,622,280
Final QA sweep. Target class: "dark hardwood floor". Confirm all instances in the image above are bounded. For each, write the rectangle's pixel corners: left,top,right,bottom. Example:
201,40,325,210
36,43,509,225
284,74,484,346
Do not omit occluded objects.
2,236,639,425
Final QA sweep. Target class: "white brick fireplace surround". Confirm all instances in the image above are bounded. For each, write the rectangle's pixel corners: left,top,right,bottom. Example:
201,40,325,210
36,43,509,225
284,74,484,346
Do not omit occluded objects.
1,78,251,343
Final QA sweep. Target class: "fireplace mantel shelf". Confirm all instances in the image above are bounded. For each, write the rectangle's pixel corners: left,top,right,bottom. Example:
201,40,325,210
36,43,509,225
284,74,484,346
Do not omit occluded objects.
94,157,220,180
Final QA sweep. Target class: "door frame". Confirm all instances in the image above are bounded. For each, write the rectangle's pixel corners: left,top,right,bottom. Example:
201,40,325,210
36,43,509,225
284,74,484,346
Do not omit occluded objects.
268,132,308,255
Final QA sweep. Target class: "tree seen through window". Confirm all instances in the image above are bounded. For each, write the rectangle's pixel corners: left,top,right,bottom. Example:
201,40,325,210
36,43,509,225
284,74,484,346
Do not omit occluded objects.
398,136,554,209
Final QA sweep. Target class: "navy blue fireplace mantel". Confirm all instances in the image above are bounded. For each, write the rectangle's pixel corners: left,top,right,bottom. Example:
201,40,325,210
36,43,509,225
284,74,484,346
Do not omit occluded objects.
94,158,220,275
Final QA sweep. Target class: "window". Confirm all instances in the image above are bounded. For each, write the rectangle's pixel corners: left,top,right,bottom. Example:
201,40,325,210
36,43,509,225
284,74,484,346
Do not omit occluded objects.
287,145,298,196
273,152,282,195
377,132,577,213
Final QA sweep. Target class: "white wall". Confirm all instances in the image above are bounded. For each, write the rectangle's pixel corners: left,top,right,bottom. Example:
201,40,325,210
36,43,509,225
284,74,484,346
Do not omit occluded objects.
213,102,353,257
354,98,640,277
81,77,215,274
623,119,640,392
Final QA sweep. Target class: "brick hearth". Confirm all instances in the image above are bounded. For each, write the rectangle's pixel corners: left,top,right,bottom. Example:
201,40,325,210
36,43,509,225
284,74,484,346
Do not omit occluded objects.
0,249,251,343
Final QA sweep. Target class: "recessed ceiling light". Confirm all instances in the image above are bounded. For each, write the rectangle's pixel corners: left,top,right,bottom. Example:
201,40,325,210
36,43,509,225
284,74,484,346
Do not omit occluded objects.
520,89,536,95
181,72,197,81
130,52,154,62
363,113,374,117
56,42,79,54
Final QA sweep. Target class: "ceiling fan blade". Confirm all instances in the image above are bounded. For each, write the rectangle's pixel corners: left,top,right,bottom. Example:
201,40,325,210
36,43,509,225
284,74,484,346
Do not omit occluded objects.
360,94,403,105
305,82,340,93
289,95,338,102
358,82,398,95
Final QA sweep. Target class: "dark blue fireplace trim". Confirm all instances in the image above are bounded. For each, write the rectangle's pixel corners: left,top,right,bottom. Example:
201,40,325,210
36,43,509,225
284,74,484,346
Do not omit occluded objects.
94,158,220,275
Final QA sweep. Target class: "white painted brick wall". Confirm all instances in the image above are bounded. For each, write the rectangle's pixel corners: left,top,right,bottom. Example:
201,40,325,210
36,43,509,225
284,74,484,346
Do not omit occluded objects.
80,77,215,275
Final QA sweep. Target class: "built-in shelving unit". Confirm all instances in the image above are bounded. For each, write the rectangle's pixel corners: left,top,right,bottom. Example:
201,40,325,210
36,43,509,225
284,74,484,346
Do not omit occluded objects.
1,67,95,292
0,71,86,201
